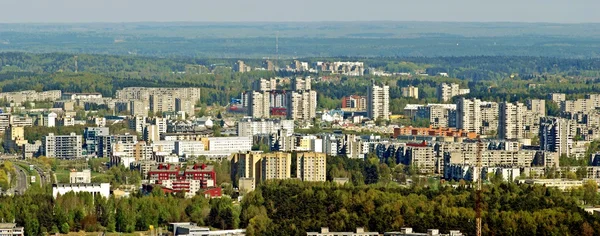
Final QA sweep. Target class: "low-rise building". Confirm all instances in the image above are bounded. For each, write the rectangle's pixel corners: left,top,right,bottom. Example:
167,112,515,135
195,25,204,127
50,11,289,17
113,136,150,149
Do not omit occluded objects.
52,183,110,199
0,223,24,236
69,169,91,183
306,227,378,236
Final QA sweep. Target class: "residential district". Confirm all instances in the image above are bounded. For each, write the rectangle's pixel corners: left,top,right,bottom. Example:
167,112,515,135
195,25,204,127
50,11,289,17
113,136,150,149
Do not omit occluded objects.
1,61,600,235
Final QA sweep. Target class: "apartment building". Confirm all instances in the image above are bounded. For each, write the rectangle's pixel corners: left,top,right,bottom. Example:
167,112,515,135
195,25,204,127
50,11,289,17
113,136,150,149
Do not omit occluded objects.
237,119,294,137
549,93,566,104
252,78,277,91
437,83,460,102
83,127,109,154
43,133,83,159
367,81,390,121
175,98,195,117
456,98,482,134
341,95,367,111
96,134,138,158
401,85,419,99
480,101,498,135
235,60,250,73
297,152,327,182
0,90,61,104
291,77,311,91
539,117,575,157
248,91,271,119
130,100,148,116
498,102,526,140
287,90,317,121
261,152,292,181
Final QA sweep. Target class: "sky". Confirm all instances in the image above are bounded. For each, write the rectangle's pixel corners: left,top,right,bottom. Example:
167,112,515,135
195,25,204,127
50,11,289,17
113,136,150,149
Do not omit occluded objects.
0,0,598,23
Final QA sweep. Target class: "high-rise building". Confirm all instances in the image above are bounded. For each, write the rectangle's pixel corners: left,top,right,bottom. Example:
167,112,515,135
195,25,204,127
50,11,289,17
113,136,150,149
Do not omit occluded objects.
437,83,460,102
287,90,317,121
265,60,275,71
175,98,195,117
252,78,277,91
43,133,83,159
527,99,546,117
367,81,390,121
498,102,526,140
235,60,248,73
456,98,481,134
261,152,291,181
402,86,419,99
130,100,147,117
144,125,160,142
549,93,566,104
248,91,271,119
540,117,574,157
149,93,175,114
297,152,327,182
232,151,263,191
480,102,498,135
97,135,137,158
152,117,167,134
291,77,311,91
83,127,109,154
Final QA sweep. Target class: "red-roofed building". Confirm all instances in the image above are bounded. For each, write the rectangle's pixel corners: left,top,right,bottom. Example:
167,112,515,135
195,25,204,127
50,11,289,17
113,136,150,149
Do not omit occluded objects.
147,163,219,197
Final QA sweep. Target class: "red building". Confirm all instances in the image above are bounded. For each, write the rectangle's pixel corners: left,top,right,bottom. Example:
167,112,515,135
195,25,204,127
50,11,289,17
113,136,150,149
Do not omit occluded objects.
147,163,219,197
341,95,367,111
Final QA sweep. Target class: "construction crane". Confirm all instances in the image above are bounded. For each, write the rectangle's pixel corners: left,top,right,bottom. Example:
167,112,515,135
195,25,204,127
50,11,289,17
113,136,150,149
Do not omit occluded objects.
476,138,483,236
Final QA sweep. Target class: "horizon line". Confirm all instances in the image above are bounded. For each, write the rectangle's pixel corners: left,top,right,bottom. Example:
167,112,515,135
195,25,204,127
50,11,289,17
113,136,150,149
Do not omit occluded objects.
1,20,600,25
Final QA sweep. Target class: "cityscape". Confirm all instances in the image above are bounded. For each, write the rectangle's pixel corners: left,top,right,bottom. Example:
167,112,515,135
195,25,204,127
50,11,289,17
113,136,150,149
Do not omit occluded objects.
1,1,600,236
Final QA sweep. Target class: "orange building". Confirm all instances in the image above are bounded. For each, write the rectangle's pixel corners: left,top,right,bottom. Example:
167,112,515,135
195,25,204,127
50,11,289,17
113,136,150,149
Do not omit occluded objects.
393,126,477,139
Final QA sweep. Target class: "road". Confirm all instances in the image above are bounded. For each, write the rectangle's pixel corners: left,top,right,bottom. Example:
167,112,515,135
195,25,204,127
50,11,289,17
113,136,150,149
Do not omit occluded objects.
12,165,29,195
32,165,50,186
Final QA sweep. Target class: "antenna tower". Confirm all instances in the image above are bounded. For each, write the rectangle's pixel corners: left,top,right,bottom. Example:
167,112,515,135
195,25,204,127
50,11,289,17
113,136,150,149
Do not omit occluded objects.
74,55,78,73
275,32,279,69
476,138,483,236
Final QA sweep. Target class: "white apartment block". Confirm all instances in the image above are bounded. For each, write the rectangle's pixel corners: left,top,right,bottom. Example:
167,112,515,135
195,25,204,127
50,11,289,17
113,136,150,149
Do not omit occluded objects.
540,117,575,157
175,141,206,156
291,77,312,91
237,119,294,137
208,137,252,153
287,90,317,121
248,91,270,119
456,98,482,133
43,133,83,159
367,82,390,121
498,102,526,140
437,83,460,102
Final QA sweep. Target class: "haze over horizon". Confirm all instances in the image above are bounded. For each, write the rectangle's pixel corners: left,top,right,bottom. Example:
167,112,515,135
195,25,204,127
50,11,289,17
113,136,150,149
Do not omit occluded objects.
0,0,599,24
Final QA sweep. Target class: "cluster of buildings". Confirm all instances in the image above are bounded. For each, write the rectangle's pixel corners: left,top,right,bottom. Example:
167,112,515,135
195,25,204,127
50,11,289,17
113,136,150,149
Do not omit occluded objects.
307,227,463,236
242,77,317,121
437,83,470,102
234,60,365,76
404,98,546,140
231,151,326,192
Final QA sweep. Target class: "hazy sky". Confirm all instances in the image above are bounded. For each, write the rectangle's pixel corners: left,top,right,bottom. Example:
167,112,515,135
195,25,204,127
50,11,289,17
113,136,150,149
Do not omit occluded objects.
0,0,598,23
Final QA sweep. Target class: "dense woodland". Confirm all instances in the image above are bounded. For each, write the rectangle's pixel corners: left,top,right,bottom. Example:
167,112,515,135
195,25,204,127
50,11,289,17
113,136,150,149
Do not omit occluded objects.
1,180,599,236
